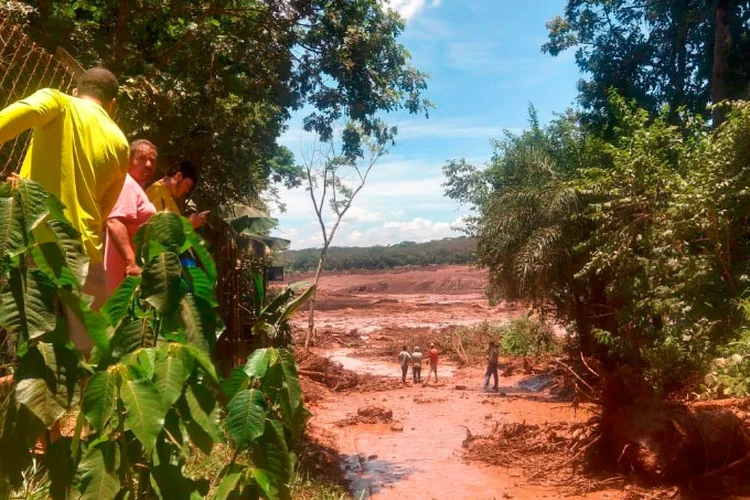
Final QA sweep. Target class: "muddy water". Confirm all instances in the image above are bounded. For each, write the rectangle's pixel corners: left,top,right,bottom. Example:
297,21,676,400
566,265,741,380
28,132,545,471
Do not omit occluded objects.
327,348,458,379
309,350,611,499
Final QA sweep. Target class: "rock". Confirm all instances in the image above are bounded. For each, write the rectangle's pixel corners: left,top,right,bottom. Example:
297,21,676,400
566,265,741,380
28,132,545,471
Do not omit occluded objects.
503,493,513,499
390,422,404,432
368,454,378,460
454,385,467,390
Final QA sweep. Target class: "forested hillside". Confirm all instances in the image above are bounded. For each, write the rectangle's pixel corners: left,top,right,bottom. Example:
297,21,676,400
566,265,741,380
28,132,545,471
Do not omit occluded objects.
284,237,476,272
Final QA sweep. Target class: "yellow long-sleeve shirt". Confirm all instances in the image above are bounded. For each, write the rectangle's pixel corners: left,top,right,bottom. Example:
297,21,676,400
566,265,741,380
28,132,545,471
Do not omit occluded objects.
0,89,130,263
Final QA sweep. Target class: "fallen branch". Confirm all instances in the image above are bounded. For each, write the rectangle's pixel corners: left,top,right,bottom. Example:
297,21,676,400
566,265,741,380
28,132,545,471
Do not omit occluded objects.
554,359,600,402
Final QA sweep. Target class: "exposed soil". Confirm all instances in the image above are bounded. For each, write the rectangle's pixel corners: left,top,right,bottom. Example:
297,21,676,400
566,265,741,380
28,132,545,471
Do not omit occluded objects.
292,265,750,499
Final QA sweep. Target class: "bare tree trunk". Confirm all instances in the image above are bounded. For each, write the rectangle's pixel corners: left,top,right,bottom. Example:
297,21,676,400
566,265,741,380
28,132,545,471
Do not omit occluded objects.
304,249,326,352
711,0,731,126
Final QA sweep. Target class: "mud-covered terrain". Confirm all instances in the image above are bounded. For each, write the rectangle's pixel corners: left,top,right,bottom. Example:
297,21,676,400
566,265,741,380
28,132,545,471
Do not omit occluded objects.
292,266,626,499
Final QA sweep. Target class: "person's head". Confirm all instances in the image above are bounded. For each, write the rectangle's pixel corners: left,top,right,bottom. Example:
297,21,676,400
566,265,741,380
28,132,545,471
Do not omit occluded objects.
489,341,496,347
402,345,407,352
414,346,420,352
430,343,435,349
129,140,157,187
165,161,199,199
73,67,119,113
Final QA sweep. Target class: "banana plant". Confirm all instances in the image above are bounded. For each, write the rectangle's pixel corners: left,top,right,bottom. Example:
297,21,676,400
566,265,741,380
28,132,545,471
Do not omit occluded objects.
250,272,315,347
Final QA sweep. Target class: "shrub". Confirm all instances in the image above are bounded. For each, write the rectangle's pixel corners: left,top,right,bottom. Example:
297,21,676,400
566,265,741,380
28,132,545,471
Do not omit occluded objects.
499,317,558,357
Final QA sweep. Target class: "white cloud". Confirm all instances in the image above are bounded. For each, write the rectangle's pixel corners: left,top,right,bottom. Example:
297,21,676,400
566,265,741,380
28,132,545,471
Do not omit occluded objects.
345,206,383,222
337,215,465,247
384,0,438,20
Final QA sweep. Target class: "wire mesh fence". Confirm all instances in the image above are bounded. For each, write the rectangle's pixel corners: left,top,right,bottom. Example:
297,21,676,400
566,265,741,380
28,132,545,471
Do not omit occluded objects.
0,13,77,177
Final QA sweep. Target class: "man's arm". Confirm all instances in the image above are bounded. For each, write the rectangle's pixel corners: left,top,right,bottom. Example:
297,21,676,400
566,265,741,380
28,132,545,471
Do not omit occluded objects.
0,89,63,144
106,218,141,276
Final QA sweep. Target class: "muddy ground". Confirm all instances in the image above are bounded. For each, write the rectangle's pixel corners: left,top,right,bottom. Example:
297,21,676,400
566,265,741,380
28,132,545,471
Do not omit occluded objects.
290,266,628,499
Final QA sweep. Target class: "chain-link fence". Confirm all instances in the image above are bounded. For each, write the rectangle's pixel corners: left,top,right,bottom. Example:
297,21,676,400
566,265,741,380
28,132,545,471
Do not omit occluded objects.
0,13,78,177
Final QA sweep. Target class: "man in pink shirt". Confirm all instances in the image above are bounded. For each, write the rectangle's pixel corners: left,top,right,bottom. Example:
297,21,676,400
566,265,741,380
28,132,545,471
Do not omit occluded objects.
104,139,157,294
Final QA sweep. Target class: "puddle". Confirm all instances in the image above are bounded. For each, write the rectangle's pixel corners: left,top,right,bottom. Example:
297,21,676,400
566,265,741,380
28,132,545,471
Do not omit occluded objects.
514,373,557,392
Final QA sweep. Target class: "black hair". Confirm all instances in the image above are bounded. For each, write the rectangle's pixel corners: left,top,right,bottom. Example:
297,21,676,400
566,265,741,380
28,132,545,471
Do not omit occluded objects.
77,67,119,102
167,160,198,186
402,345,407,351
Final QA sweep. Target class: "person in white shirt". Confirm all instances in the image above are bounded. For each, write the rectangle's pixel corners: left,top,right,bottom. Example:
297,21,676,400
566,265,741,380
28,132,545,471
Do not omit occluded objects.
398,345,411,383
411,346,423,383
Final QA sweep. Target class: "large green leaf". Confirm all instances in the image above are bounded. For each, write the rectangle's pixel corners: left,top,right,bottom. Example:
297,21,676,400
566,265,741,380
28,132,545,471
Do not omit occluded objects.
15,378,67,428
101,276,141,326
141,252,185,314
184,344,219,384
243,348,275,380
120,378,166,453
82,370,118,434
276,285,315,325
181,294,208,351
0,392,45,488
150,463,206,499
251,420,292,500
252,272,265,315
46,437,76,500
278,349,302,412
44,219,89,286
110,316,152,358
0,268,58,341
76,442,121,500
184,382,223,444
213,464,244,500
183,218,217,282
122,348,156,380
154,344,194,408
185,267,217,307
16,179,49,233
140,212,187,261
0,192,28,258
222,367,249,401
31,242,80,288
225,389,266,448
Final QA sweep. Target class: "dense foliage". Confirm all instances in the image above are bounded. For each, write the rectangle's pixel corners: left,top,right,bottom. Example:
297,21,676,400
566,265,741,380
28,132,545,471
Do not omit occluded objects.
545,0,750,131
445,98,750,392
0,182,312,498
9,0,429,206
284,237,476,273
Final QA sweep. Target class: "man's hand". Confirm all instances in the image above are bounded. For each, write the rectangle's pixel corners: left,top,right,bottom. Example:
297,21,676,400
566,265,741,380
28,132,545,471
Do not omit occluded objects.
189,210,209,228
6,172,19,188
125,261,142,277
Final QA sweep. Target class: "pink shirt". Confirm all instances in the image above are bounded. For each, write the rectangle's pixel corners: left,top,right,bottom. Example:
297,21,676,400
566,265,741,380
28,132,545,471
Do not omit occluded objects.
104,174,156,294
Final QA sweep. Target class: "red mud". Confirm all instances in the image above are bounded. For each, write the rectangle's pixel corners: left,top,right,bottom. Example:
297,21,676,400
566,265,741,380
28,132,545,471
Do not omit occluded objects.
293,266,625,499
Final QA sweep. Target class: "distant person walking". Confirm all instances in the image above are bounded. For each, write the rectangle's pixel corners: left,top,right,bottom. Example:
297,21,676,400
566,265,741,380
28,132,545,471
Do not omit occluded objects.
411,346,423,383
398,345,411,383
483,341,499,391
426,343,439,383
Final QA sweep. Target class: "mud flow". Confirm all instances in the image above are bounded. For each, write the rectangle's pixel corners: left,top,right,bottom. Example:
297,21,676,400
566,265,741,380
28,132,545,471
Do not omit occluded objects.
293,266,624,499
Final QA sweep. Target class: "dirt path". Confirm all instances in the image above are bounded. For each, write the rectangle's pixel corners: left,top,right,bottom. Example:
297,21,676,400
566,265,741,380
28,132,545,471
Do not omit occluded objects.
294,266,622,499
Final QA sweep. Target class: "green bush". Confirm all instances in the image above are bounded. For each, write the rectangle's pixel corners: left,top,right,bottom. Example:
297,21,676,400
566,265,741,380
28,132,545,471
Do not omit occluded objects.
499,317,558,357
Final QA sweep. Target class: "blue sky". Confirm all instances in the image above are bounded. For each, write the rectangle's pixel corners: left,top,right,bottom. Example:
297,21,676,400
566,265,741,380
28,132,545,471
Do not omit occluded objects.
274,0,580,250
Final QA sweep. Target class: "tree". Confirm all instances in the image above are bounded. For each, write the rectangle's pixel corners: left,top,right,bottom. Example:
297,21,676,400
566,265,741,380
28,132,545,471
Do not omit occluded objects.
14,0,429,206
302,134,385,352
544,0,750,132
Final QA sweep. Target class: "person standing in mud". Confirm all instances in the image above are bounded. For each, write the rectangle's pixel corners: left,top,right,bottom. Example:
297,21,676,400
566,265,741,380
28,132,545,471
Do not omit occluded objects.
426,343,439,383
483,341,499,391
412,346,423,383
398,345,411,383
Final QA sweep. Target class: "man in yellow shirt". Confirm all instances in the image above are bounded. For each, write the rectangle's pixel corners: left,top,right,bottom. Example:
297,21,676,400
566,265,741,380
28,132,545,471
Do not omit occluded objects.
146,160,208,228
0,67,129,350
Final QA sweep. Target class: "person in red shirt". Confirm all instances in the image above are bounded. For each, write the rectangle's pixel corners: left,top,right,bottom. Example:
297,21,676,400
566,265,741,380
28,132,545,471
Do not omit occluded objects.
426,343,439,383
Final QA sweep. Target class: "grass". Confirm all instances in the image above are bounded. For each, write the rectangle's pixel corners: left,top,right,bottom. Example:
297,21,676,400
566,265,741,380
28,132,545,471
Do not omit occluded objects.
290,470,351,500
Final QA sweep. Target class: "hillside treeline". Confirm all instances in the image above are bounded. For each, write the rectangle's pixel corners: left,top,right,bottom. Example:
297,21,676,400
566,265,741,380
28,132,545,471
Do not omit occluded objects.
285,237,476,272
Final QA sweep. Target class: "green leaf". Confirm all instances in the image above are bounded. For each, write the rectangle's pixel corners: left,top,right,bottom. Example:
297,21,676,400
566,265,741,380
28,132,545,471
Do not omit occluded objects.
278,349,302,413
251,420,292,500
101,276,141,326
185,267,217,307
214,464,244,500
0,192,28,257
154,344,194,408
243,348,274,380
31,242,80,287
16,179,49,233
44,218,89,286
76,442,121,500
141,212,188,260
276,285,315,325
120,378,166,453
46,437,76,500
181,294,208,351
151,463,205,499
15,378,68,428
141,252,185,314
252,272,265,315
225,389,266,448
222,367,249,401
0,268,58,341
184,382,223,444
111,316,152,358
82,370,118,434
122,348,156,380
185,344,219,384
183,218,216,282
